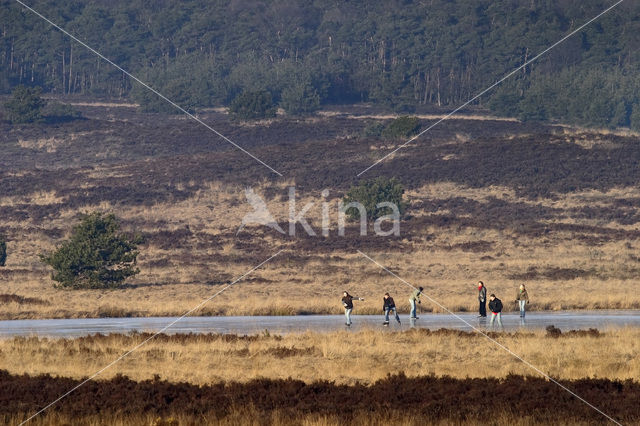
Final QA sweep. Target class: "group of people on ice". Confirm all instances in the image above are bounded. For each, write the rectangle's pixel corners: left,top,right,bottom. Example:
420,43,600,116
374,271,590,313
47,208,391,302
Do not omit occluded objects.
341,290,418,327
341,282,529,328
477,281,529,327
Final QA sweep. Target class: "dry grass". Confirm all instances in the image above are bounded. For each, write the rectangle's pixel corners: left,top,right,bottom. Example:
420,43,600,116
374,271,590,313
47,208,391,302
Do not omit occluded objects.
317,110,520,122
1,328,638,386
555,124,640,138
64,101,139,108
2,174,640,318
4,411,599,426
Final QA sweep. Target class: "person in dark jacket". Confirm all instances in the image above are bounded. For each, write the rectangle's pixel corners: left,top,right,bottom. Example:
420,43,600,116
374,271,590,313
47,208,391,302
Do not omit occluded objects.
478,281,487,317
488,294,503,329
382,292,401,326
342,291,364,326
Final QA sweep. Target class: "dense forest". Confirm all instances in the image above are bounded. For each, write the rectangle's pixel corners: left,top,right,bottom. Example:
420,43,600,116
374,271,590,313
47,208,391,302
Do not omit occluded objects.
1,0,639,128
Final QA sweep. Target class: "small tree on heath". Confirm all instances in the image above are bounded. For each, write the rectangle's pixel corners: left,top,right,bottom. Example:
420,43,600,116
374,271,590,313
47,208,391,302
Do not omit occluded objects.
343,177,407,220
229,90,277,120
41,212,142,289
4,85,47,124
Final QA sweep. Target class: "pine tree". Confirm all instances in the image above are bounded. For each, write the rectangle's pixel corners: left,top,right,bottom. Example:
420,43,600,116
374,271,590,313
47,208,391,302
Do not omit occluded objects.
41,213,142,289
4,85,47,124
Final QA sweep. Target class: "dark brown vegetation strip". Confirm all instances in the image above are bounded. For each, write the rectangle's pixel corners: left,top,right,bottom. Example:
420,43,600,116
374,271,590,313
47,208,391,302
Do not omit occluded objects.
544,325,601,338
8,329,601,348
0,294,48,305
508,266,598,281
1,370,638,425
3,116,640,205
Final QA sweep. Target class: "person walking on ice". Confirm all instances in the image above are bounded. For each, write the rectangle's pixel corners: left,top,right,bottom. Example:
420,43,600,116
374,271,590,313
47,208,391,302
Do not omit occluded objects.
515,284,529,317
383,292,401,326
409,287,423,319
477,281,487,318
342,291,364,327
488,293,503,329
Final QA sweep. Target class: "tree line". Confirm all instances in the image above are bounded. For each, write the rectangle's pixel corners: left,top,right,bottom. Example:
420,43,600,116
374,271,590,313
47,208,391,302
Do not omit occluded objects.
1,0,639,127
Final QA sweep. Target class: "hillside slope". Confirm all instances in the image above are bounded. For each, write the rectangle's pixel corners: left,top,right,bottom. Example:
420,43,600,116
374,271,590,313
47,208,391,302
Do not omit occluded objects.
1,104,639,318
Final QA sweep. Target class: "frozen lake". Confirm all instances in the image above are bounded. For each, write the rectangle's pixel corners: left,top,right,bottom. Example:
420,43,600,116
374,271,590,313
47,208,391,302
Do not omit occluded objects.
1,310,639,337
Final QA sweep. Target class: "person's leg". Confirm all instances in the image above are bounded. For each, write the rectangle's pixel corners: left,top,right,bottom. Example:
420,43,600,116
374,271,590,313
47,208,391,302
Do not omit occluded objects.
384,308,390,323
519,300,526,317
497,312,503,328
410,299,416,318
489,312,496,328
345,308,352,325
393,308,400,323
479,301,486,317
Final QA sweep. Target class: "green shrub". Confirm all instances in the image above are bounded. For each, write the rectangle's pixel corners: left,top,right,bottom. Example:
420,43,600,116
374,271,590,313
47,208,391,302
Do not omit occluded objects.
280,81,320,115
0,234,6,267
40,212,142,289
362,121,386,138
343,177,407,220
381,116,422,139
44,102,83,123
4,85,47,124
229,90,276,120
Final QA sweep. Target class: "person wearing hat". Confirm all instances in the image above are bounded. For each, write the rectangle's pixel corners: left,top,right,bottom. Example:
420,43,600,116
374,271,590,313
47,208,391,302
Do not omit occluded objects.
409,287,423,319
341,291,364,327
515,284,529,317
382,292,401,326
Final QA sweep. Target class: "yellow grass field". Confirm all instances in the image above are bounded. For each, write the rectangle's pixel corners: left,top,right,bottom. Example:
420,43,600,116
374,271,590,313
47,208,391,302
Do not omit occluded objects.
2,328,638,386
6,410,592,426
